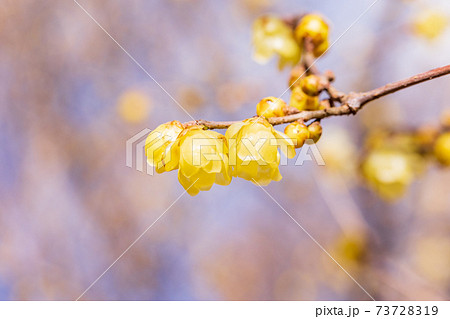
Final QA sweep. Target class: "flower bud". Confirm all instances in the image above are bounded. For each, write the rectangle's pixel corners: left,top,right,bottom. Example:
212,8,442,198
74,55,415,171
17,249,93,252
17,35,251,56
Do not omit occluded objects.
295,14,329,46
308,122,323,143
256,97,286,118
300,75,321,96
313,39,329,57
290,86,320,111
284,122,310,148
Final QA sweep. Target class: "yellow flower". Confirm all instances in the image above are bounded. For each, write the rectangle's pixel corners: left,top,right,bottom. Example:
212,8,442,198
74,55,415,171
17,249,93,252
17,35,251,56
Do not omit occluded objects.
252,16,302,69
172,126,232,196
145,121,183,173
117,90,151,124
361,149,423,200
331,231,368,270
413,10,448,40
226,117,295,186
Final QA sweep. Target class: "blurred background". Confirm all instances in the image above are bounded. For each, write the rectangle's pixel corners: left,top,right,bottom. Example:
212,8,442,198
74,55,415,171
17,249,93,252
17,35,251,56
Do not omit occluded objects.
0,0,449,300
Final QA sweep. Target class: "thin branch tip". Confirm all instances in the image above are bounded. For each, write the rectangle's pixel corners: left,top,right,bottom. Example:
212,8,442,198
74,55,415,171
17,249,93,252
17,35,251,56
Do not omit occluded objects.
182,64,450,130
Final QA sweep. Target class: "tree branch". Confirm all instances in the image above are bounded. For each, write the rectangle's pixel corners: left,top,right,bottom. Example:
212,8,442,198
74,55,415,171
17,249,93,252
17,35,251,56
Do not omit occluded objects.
184,64,450,129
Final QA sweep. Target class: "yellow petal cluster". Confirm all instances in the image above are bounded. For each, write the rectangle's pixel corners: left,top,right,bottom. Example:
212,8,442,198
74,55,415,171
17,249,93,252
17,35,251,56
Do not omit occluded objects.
252,16,302,69
226,117,296,185
145,120,184,173
146,118,299,194
170,126,232,196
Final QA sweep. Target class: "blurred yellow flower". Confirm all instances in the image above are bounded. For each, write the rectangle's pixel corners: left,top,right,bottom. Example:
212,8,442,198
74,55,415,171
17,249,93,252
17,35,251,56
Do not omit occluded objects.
173,126,232,196
177,86,205,112
361,148,423,200
434,132,450,166
145,120,183,174
319,127,357,175
335,233,367,264
226,117,295,185
117,90,151,123
413,10,448,40
252,16,301,69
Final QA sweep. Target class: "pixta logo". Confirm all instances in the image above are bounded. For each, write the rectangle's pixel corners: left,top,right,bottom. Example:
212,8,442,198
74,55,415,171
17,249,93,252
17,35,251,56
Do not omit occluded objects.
126,128,153,175
126,130,325,175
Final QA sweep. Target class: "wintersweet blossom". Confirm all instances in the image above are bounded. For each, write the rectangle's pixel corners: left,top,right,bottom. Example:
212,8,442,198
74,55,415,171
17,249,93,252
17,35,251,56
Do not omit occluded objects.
145,120,183,173
252,16,302,69
226,117,296,186
172,126,232,196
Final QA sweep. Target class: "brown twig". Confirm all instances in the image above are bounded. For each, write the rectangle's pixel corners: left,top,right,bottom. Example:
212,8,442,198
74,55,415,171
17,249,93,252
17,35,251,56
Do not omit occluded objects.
302,37,320,76
281,14,304,29
183,65,450,129
301,37,345,103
